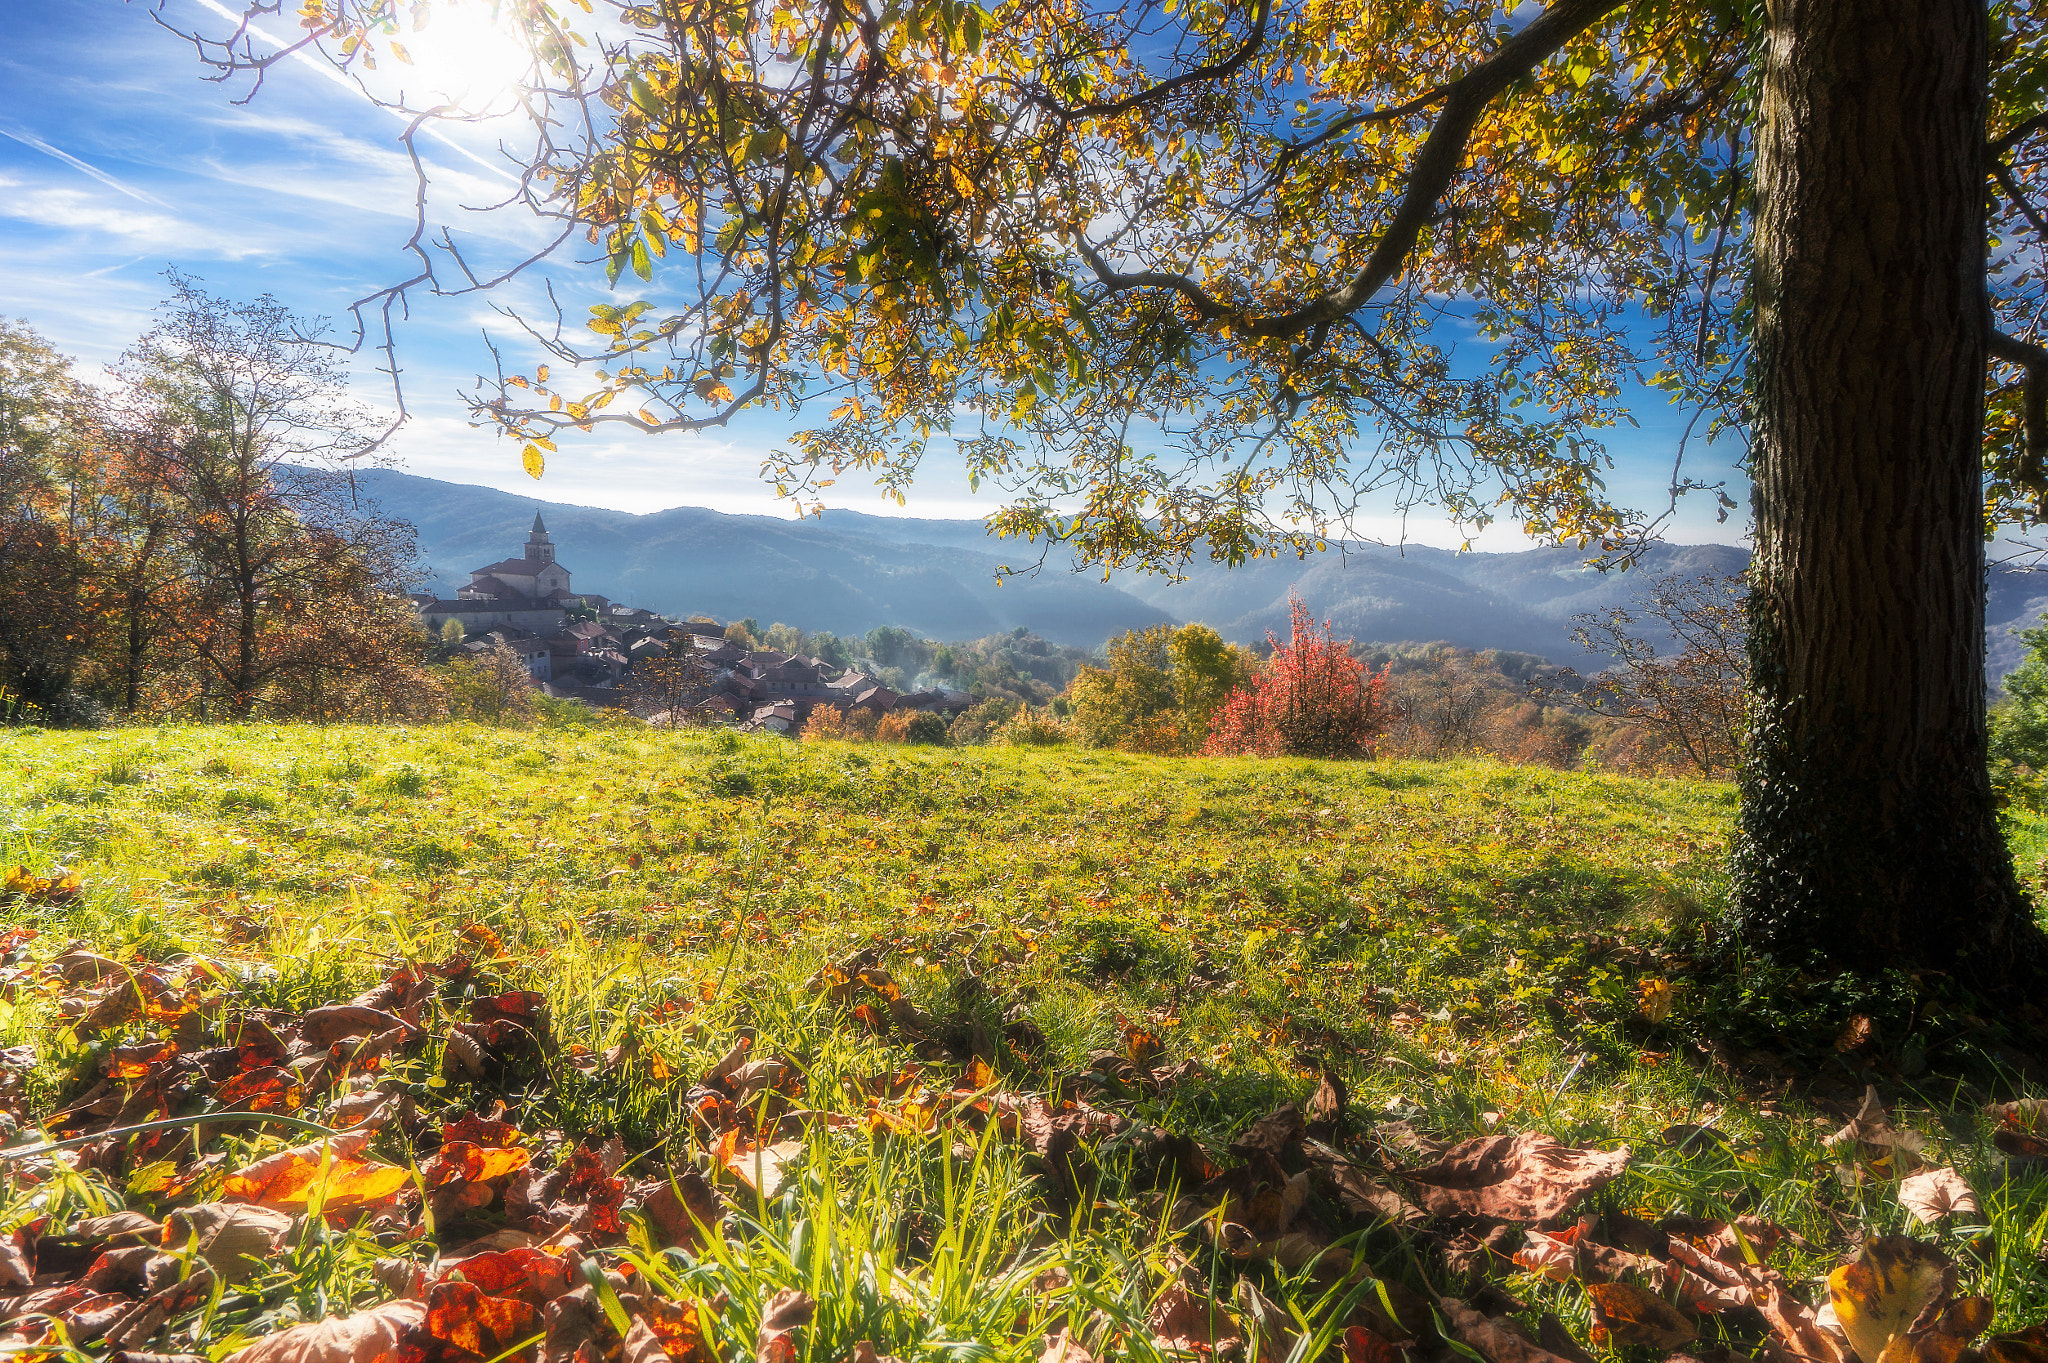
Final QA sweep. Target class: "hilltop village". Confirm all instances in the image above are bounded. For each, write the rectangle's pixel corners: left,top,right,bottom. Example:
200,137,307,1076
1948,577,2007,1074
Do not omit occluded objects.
411,517,970,732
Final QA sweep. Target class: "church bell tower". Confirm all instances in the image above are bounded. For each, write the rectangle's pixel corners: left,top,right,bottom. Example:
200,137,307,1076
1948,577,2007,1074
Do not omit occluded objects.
526,513,556,565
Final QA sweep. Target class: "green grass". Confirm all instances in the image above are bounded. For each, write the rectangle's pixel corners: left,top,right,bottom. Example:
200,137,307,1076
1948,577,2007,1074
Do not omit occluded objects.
2,722,2044,1362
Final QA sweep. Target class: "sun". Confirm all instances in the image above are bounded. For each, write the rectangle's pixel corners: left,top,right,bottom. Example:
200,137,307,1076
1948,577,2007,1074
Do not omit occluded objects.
385,0,532,115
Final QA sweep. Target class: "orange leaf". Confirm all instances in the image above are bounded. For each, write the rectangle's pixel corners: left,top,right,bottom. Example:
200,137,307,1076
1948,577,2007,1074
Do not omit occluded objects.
427,1279,541,1360
222,1132,411,1211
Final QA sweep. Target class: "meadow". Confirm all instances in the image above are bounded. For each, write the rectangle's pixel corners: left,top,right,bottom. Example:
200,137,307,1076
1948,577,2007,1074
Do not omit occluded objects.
2,723,2045,1363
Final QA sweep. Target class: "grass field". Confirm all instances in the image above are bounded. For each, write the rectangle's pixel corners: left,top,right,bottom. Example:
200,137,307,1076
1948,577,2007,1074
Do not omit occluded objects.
2,723,2045,1363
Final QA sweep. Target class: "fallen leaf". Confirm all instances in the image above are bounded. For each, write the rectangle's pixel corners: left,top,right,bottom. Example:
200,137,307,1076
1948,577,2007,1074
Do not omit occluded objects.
301,1005,408,1050
427,1279,542,1361
1436,1297,1581,1363
221,1132,410,1212
224,1298,426,1363
723,1138,802,1198
439,1247,576,1306
1829,1238,1956,1363
1040,1331,1095,1363
1584,1282,1697,1350
1150,1285,1243,1354
756,1288,816,1363
163,1203,294,1283
1985,1326,2048,1363
1398,1132,1630,1223
1828,1088,1928,1174
1897,1169,1980,1226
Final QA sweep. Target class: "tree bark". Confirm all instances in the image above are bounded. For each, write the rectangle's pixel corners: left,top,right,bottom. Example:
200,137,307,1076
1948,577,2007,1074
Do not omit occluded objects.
1736,0,2045,986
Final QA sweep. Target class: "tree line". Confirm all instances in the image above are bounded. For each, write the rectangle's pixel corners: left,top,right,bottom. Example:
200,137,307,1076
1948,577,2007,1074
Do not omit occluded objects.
0,281,433,725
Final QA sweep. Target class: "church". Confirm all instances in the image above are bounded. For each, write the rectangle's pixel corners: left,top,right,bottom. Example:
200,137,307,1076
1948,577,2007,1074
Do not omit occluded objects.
414,516,601,636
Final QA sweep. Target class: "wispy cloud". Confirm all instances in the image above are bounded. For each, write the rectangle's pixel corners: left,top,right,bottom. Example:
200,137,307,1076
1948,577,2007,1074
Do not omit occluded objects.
0,125,173,207
182,0,520,186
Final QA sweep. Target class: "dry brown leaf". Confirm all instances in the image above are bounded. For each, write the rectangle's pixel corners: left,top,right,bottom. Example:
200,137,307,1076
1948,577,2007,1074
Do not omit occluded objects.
1897,1169,1980,1226
1398,1132,1630,1223
1984,1325,2048,1363
723,1139,802,1198
1039,1331,1095,1363
163,1203,294,1283
1149,1285,1243,1355
1436,1297,1581,1363
223,1299,426,1363
756,1288,816,1363
1827,1088,1928,1174
1583,1282,1697,1350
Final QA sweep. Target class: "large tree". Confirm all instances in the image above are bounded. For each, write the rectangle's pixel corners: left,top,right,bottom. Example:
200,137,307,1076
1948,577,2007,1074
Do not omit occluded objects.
165,0,2048,988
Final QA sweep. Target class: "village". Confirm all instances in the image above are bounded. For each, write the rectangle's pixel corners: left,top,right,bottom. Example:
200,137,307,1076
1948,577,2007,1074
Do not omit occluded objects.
410,516,971,732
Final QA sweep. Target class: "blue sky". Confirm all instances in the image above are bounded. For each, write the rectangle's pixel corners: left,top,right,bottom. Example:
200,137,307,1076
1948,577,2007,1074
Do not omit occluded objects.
1,0,1748,548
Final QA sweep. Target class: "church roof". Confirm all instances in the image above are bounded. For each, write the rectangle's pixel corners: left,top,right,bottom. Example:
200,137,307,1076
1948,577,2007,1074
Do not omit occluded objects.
532,513,548,534
473,556,550,576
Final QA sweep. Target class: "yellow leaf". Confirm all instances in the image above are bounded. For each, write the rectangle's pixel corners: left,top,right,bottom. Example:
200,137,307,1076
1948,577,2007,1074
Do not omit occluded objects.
522,444,546,480
1829,1238,1956,1363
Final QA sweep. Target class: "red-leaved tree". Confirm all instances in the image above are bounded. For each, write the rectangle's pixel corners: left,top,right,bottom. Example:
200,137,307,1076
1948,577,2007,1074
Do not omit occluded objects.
1205,594,1389,759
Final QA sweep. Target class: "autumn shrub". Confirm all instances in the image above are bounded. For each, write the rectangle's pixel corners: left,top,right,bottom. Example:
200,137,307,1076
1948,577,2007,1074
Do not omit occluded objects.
1205,593,1389,758
800,705,848,742
996,708,1072,746
841,708,882,741
873,711,913,743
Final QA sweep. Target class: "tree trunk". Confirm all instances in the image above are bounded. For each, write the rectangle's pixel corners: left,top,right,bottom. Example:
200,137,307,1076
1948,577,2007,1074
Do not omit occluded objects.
1735,0,2044,986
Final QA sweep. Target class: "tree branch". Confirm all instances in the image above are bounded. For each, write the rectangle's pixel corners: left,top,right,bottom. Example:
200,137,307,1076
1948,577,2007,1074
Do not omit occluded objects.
1991,329,2048,498
1078,0,1627,341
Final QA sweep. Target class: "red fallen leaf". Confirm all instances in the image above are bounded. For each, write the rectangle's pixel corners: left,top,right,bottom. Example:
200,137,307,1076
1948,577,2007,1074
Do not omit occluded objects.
470,991,550,1031
441,1248,576,1307
233,1015,292,1070
756,1288,816,1363
445,1115,525,1147
544,1145,626,1235
426,1142,533,1187
223,1298,426,1363
1343,1327,1404,1363
427,1278,542,1361
214,1066,304,1112
639,1294,716,1363
221,1131,410,1211
1583,1283,1696,1350
1398,1132,1631,1224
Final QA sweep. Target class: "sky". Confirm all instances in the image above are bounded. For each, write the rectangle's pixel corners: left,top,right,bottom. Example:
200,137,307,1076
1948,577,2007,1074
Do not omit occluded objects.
0,0,1749,550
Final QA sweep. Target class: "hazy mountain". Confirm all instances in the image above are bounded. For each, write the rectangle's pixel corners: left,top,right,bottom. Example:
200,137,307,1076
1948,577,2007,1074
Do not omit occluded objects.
351,468,2048,676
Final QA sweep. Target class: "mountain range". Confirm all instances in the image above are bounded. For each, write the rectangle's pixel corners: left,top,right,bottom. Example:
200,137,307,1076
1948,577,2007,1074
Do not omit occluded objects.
347,468,2048,677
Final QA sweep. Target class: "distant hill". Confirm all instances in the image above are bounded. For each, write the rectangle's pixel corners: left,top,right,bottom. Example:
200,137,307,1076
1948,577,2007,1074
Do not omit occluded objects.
347,468,2048,676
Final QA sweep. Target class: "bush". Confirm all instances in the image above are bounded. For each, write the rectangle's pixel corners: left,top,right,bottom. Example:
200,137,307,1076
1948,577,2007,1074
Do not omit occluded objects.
800,705,848,742
903,711,950,745
997,708,1072,746
874,711,913,743
1206,592,1389,758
